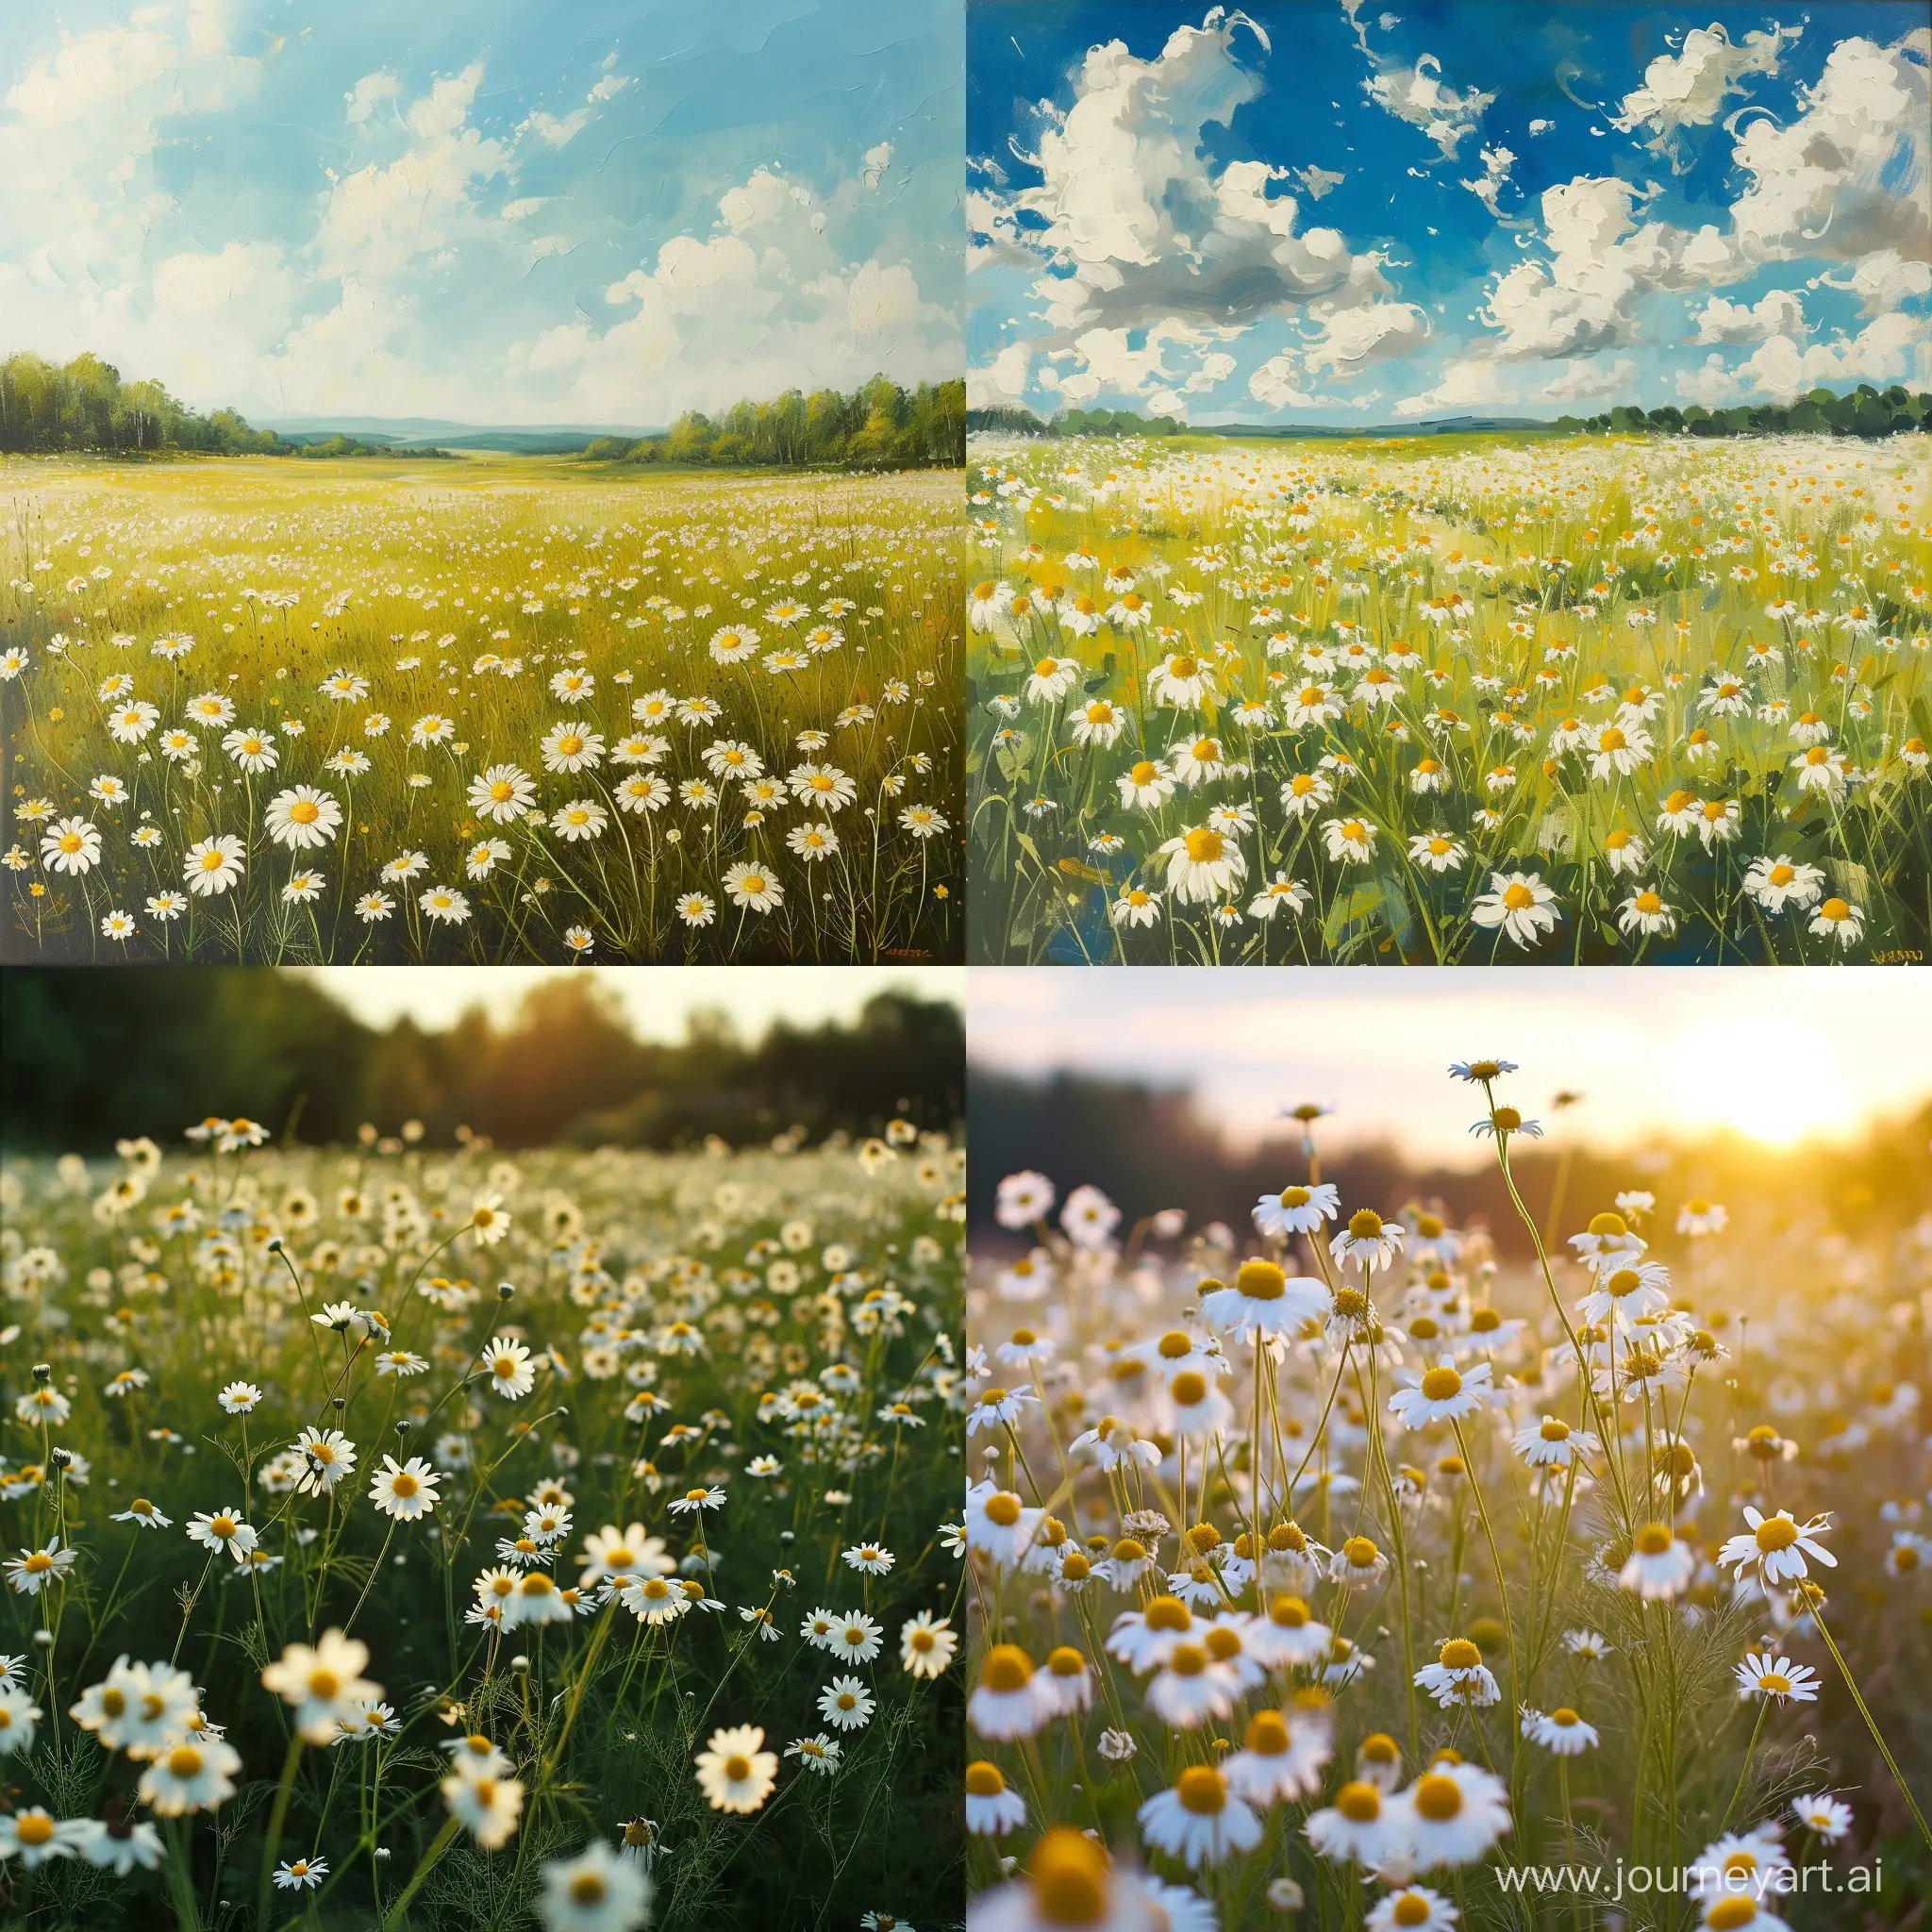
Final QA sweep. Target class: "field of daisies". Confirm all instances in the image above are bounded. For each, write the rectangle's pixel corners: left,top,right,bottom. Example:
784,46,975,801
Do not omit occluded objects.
964,1063,1931,1931
0,456,961,964
0,1120,964,1928
966,433,1931,965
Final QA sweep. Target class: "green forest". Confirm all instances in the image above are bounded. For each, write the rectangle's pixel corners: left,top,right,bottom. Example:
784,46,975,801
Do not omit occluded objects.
0,350,964,469
588,374,965,470
1,972,964,1153
0,351,452,458
1560,383,1932,438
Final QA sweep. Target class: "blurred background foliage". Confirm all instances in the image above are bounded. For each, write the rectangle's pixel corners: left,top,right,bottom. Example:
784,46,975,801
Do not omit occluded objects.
1,970,963,1152
968,1067,1932,1260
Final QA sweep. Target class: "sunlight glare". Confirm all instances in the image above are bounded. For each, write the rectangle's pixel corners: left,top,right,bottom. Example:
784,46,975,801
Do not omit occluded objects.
1667,1018,1853,1146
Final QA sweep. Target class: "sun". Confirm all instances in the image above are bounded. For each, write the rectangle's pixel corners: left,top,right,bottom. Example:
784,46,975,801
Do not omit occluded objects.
1667,1019,1857,1147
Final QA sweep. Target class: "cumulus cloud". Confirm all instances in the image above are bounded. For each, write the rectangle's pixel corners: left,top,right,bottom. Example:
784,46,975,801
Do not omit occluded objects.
1294,164,1345,200
505,161,955,421
1461,28,1928,376
1724,32,1931,268
1542,354,1638,402
0,10,268,381
1303,300,1429,376
1676,352,1745,407
1693,289,1808,344
1482,176,1704,361
1742,311,1931,401
1015,15,1379,333
1610,23,1802,150
316,65,511,277
1390,355,1515,418
967,342,1032,410
971,8,1391,411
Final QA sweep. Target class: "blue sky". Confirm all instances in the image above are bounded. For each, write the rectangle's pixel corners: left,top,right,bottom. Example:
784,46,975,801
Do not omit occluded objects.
0,0,961,425
968,2,1931,423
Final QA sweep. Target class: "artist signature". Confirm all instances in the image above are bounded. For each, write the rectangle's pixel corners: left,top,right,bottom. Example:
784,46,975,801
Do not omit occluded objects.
1873,948,1924,964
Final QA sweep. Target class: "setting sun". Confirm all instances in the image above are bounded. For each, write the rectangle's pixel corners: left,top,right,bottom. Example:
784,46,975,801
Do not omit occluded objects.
1665,1018,1858,1147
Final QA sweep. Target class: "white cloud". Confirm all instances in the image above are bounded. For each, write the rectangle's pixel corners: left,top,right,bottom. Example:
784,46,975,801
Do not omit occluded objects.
1676,353,1744,407
1809,248,1932,317
1294,164,1345,200
1610,23,1801,149
1461,143,1514,216
1483,176,1692,360
1390,354,1515,418
524,107,593,147
0,11,268,387
862,142,893,189
1743,312,1931,401
1248,351,1314,410
265,275,414,412
1055,324,1205,406
344,71,401,126
505,159,956,422
1303,300,1429,376
1543,354,1637,402
967,342,1033,410
1018,18,1375,332
1724,34,1931,269
974,9,1389,408
1458,29,1928,374
1693,289,1808,344
1364,54,1494,159
316,64,511,277
3,24,177,126
153,240,287,317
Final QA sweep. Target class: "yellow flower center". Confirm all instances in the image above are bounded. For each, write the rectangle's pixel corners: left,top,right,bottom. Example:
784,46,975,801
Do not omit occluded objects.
1336,1780,1382,1822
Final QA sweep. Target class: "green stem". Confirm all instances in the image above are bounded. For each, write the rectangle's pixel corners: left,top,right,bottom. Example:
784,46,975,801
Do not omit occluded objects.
381,1813,463,1928
1814,1606,1932,1851
256,1734,305,1925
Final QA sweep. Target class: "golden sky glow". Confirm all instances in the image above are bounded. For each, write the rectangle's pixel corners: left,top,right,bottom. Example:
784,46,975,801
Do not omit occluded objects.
968,967,1929,1164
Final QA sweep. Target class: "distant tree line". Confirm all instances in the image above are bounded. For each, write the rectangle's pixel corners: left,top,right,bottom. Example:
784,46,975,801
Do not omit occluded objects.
0,971,964,1154
1560,383,1931,440
0,351,454,458
587,375,965,471
968,1069,1932,1265
969,383,1932,443
964,404,1181,437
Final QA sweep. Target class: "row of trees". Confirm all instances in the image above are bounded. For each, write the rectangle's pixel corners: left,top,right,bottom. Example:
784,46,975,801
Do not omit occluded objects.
1,351,287,454
591,375,965,470
964,404,1181,437
0,352,458,457
1,972,964,1152
1562,385,1931,440
969,385,1931,443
